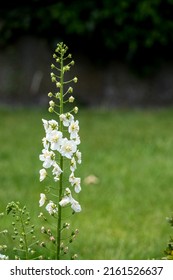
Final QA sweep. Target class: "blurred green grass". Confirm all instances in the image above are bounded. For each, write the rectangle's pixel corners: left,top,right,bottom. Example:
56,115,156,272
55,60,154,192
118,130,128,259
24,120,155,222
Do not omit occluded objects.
0,106,173,259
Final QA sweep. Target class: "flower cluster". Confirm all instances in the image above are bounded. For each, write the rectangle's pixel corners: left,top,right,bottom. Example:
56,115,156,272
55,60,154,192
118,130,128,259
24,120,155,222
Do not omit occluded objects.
39,42,82,218
39,114,82,214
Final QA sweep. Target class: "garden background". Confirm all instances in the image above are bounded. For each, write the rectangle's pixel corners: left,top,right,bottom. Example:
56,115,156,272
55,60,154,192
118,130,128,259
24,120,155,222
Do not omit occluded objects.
1,0,173,259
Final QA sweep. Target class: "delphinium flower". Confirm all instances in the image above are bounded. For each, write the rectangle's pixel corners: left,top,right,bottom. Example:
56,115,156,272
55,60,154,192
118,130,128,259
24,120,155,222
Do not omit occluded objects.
39,42,82,260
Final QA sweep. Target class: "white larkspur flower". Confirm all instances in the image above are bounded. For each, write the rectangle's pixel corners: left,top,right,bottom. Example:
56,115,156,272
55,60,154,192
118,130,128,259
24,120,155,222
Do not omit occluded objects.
39,168,47,181
39,149,55,168
39,193,46,207
46,130,63,151
52,163,63,181
68,120,79,138
60,113,74,127
60,138,77,159
46,201,58,215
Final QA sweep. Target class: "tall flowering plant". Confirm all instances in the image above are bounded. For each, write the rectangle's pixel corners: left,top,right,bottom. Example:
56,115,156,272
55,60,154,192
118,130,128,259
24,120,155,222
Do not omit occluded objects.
0,42,82,260
38,42,82,260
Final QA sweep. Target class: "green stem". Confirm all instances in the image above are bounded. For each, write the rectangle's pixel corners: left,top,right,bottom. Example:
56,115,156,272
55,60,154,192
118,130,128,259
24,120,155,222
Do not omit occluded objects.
56,46,64,260
19,210,29,260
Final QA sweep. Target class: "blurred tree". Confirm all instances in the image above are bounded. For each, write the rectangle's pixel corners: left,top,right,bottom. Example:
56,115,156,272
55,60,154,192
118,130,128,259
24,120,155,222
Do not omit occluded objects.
1,0,173,73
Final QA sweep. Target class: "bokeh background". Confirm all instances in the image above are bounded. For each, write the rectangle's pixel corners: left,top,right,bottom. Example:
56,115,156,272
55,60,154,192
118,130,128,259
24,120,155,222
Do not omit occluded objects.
1,0,173,107
1,0,173,260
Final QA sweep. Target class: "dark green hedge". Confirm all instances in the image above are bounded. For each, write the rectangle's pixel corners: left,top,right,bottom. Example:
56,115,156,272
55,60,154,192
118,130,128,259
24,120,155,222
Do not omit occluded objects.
1,0,173,72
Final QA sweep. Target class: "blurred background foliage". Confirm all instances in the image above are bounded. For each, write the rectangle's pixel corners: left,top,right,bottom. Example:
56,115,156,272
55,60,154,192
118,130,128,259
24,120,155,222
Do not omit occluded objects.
1,0,173,71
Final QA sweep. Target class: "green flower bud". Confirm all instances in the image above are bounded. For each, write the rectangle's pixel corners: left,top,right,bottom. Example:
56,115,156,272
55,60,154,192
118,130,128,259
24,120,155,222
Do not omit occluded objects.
69,96,75,103
74,106,79,114
48,107,54,113
64,65,70,71
68,87,73,93
73,77,78,83
49,100,55,107
51,77,56,83
56,82,61,88
48,92,53,97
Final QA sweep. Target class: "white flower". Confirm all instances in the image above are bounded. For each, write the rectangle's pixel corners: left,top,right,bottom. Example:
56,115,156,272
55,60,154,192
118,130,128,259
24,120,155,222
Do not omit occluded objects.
59,196,71,207
39,149,55,168
76,150,82,164
74,177,81,193
42,137,49,149
60,138,77,159
42,119,49,132
69,173,81,193
42,119,59,134
59,188,81,213
39,193,46,207
0,253,9,260
60,113,74,127
39,169,47,181
52,163,63,181
70,157,76,172
68,120,79,138
46,130,63,151
46,201,58,215
71,135,81,145
71,199,81,212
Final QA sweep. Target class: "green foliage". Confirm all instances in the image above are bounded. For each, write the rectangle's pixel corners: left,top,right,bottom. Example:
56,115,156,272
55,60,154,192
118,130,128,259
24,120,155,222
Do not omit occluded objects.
1,0,173,70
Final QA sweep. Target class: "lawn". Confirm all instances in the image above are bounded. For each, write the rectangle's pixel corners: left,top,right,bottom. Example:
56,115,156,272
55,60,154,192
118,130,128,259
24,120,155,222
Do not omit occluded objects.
0,106,173,259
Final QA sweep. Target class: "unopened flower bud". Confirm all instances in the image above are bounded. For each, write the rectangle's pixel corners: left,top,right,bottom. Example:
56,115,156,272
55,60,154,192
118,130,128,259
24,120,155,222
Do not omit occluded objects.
49,100,55,107
48,107,54,113
74,106,78,114
68,87,73,93
56,92,60,99
56,82,61,88
51,64,55,69
41,226,46,233
50,236,55,243
73,77,78,83
51,77,56,83
64,65,70,72
69,96,75,103
40,242,46,247
48,92,53,97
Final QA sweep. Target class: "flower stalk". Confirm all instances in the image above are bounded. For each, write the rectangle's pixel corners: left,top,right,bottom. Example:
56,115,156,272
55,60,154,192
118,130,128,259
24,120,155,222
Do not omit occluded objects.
57,47,64,260
39,42,82,260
